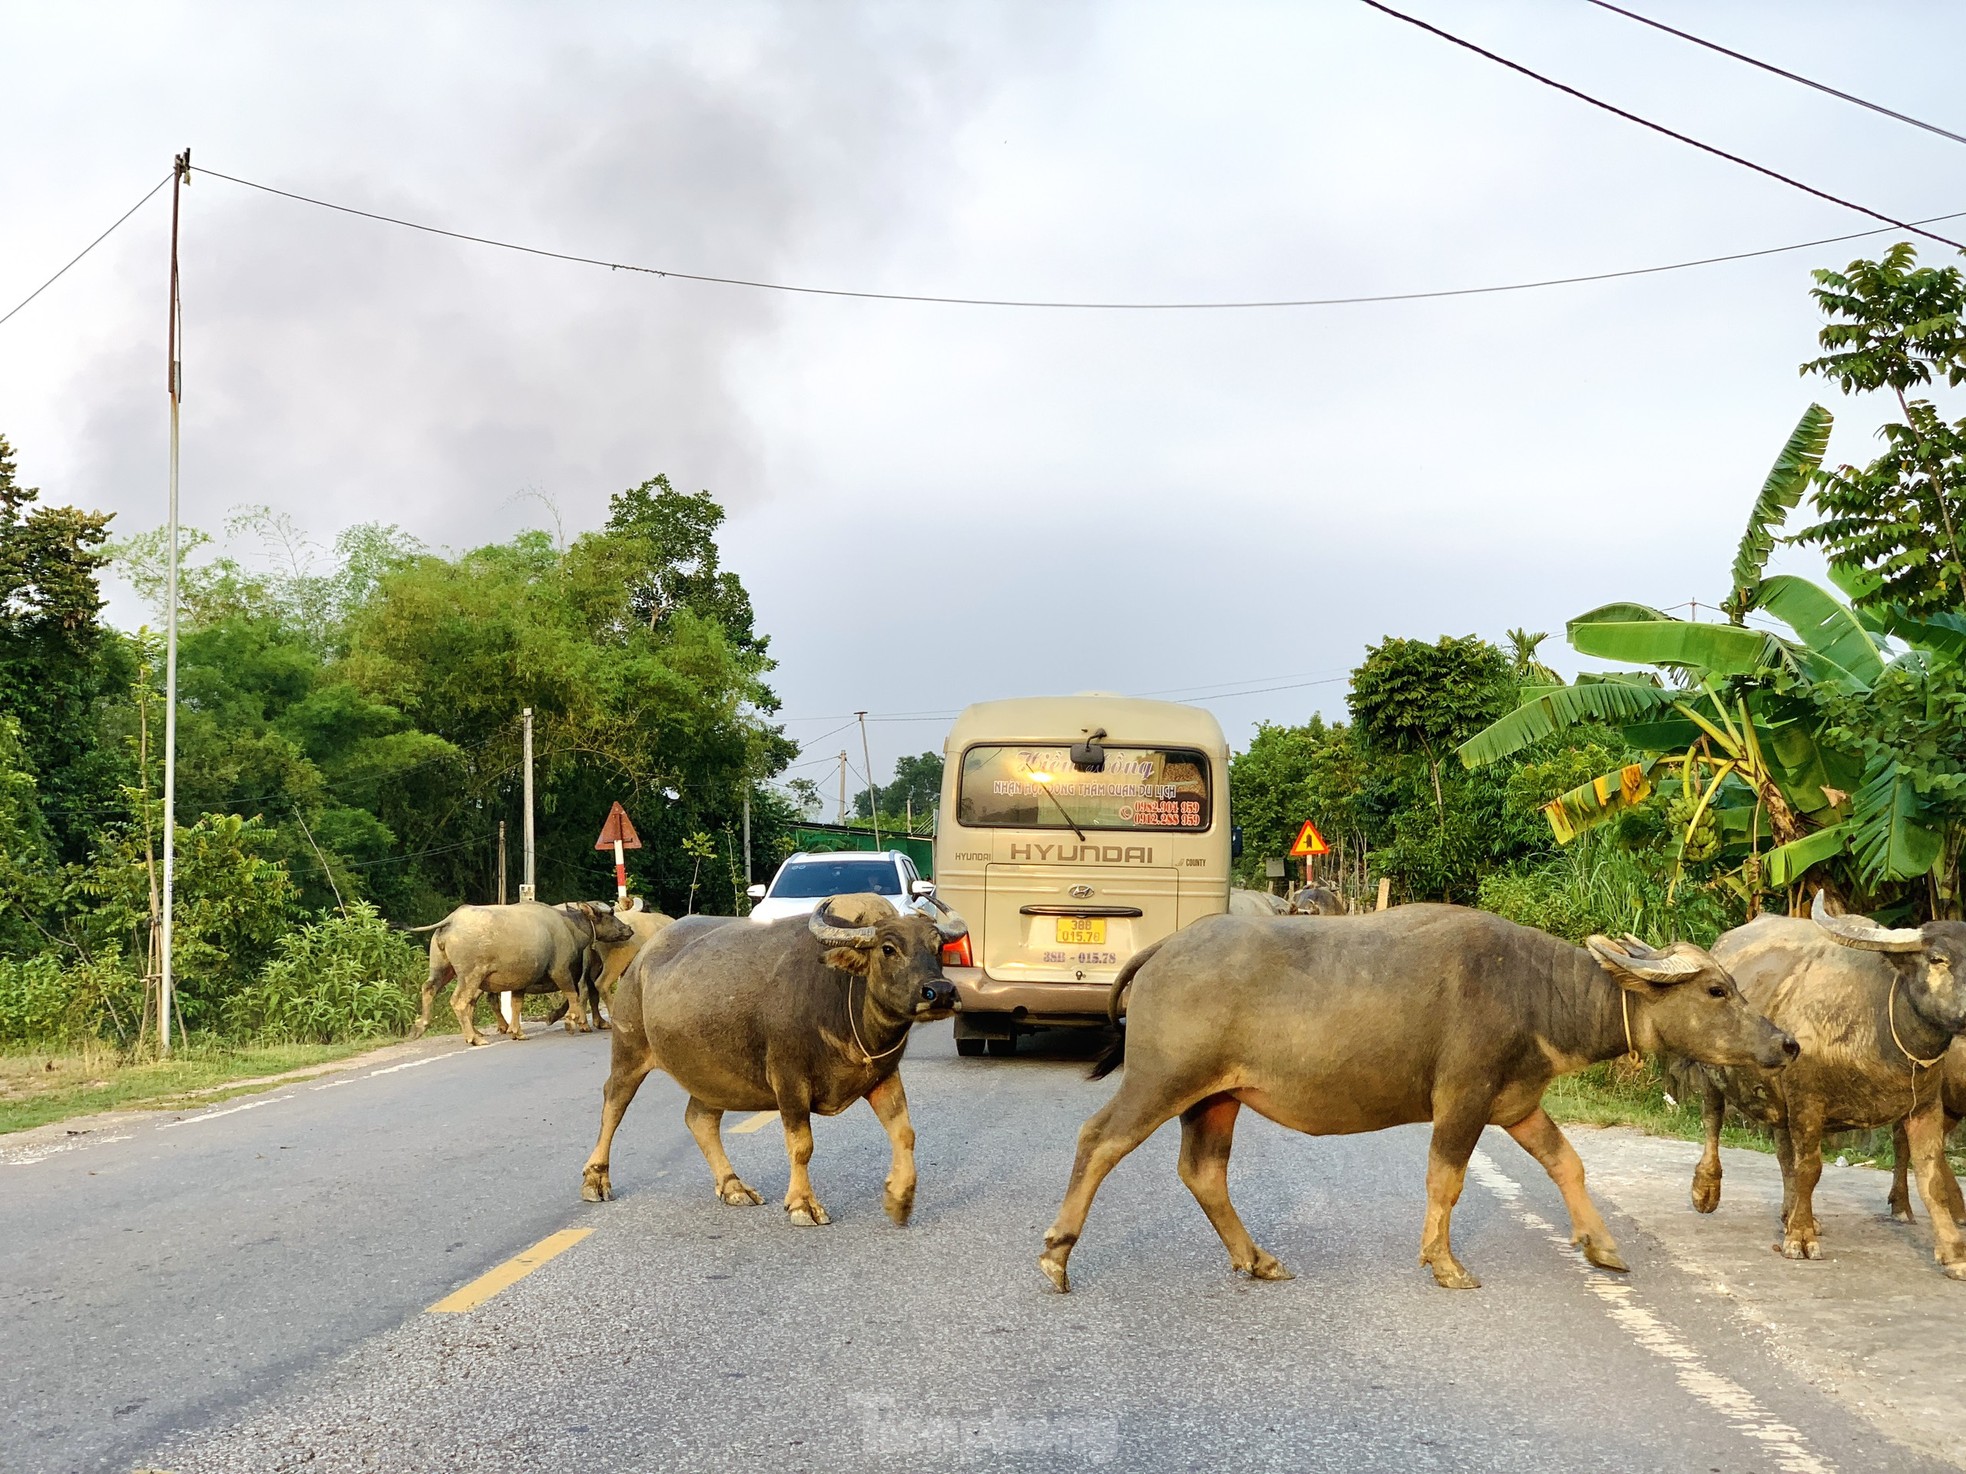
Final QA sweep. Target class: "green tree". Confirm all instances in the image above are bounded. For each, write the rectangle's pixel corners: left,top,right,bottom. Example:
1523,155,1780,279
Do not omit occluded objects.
1797,245,1966,615
0,433,129,860
1349,635,1514,814
855,751,943,828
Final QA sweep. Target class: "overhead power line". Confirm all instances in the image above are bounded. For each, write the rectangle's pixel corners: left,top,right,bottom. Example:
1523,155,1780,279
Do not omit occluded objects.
1355,1,1966,253
1583,1,1966,148
0,173,172,329
194,165,1965,313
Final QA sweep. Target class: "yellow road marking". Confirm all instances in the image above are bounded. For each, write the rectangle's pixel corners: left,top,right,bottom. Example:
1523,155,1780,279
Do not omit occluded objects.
730,1110,779,1134
427,1228,593,1314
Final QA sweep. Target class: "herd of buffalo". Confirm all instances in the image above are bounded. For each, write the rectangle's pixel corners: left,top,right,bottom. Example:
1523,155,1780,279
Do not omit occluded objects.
405,889,1966,1290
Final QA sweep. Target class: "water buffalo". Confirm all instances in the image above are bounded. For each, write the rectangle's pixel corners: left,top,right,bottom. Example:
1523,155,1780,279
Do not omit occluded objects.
1888,1043,1965,1226
410,900,635,1046
580,894,966,1227
1289,885,1345,916
532,901,676,1031
1037,905,1796,1293
1685,893,1966,1278
1228,889,1290,917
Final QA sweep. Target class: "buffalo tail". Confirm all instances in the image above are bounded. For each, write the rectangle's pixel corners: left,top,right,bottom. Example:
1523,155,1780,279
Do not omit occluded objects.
1089,938,1169,1081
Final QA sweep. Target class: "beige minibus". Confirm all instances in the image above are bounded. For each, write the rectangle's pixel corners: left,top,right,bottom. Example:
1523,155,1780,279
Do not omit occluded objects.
932,694,1232,1056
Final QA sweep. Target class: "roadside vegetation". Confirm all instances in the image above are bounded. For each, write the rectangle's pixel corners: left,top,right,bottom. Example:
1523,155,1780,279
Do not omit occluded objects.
5,248,1963,1154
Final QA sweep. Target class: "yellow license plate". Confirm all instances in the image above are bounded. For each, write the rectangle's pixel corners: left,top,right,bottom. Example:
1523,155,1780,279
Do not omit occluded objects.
1055,917,1106,945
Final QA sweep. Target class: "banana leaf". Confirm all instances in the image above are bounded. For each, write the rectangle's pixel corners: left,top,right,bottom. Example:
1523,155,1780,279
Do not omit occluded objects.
1754,575,1885,688
1729,404,1833,608
1764,823,1853,889
1848,755,1944,883
1565,602,1672,636
1456,676,1675,768
1543,761,1656,844
1620,716,1705,751
1570,619,1795,676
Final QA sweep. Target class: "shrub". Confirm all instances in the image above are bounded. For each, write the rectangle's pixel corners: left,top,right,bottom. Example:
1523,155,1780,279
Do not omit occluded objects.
1478,841,1740,947
0,952,143,1048
225,902,423,1043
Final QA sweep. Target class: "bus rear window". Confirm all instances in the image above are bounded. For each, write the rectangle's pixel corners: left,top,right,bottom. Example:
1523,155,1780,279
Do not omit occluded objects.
957,746,1212,832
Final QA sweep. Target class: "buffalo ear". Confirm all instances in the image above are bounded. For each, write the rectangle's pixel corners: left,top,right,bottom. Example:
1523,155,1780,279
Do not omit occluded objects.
823,946,871,976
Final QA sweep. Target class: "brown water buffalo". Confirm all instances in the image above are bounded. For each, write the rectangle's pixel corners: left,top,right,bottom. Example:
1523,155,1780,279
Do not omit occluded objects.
1037,905,1796,1293
1228,889,1290,917
410,900,634,1045
529,901,676,1031
580,894,966,1227
1685,893,1966,1278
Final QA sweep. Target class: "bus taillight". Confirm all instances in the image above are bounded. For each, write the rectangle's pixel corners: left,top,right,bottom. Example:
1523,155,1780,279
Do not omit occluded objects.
940,934,973,968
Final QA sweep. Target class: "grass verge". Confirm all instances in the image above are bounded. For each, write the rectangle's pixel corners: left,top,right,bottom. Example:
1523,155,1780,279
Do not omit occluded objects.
0,1038,391,1135
1547,1060,1966,1175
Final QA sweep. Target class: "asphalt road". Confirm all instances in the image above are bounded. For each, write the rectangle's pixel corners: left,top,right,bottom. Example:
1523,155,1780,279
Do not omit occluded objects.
1,1023,1951,1473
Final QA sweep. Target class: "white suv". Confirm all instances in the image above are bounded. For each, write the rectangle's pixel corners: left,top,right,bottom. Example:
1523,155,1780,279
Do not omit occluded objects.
745,850,935,924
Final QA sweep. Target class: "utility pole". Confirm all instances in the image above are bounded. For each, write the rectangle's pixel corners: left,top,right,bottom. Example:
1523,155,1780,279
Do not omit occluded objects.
857,711,883,849
838,751,848,824
159,148,190,1059
741,790,752,886
520,707,536,902
497,820,508,904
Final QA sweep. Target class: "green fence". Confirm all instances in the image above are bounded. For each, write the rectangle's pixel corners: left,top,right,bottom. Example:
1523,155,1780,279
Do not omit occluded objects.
786,823,934,879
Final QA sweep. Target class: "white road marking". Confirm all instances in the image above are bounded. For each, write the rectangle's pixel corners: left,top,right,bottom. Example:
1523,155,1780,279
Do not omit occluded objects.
157,1093,296,1131
310,1078,352,1091
1468,1149,1833,1474
730,1111,779,1135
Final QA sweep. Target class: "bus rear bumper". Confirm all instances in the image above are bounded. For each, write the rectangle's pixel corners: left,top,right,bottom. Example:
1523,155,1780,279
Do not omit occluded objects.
944,967,1115,1028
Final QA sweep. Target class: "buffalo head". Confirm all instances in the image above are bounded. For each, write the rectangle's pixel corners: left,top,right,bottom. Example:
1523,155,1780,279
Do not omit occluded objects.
809,893,964,1020
1587,933,1797,1070
1811,890,1966,1035
560,900,637,946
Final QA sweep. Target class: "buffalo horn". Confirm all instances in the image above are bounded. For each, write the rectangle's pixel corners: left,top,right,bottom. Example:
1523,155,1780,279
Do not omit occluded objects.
920,894,969,943
809,901,878,948
1810,889,1924,953
1587,935,1701,981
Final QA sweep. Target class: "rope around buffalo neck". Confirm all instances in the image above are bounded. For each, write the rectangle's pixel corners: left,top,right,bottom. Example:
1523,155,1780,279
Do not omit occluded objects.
1888,976,1946,1116
1622,988,1639,1065
847,974,909,1064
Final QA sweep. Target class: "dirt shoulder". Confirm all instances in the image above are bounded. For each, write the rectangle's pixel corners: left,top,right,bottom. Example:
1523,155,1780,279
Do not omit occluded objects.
1567,1123,1966,1469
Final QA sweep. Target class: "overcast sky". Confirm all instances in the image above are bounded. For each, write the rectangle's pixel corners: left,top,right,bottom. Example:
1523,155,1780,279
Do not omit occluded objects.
3,1,1963,794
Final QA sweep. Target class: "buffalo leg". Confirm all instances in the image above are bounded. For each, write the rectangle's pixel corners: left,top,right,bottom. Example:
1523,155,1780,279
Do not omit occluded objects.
1889,1121,1917,1223
1039,1078,1191,1293
1419,1096,1490,1290
451,970,494,1046
1778,1101,1826,1261
1905,1101,1966,1279
778,1106,829,1226
864,1074,918,1226
1772,1121,1798,1230
552,962,590,1035
683,1097,764,1207
1177,1095,1291,1282
413,947,451,1040
580,1031,656,1202
1691,1077,1726,1215
1505,1107,1626,1273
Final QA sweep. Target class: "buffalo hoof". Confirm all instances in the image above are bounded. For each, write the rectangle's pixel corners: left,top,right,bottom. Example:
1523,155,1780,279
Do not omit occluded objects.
787,1202,831,1227
1038,1254,1070,1293
1690,1172,1722,1215
1425,1259,1481,1291
1887,1197,1915,1224
464,1034,489,1047
582,1168,612,1203
1942,1261,1966,1282
1779,1235,1822,1261
883,1190,915,1227
1580,1239,1629,1274
1238,1249,1293,1282
716,1177,764,1207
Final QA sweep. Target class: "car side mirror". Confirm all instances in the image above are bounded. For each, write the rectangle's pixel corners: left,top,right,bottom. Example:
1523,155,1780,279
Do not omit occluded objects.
745,884,767,901
910,879,936,898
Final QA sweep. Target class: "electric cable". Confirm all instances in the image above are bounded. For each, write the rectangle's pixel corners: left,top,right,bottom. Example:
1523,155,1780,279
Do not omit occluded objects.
1583,1,1966,148
1356,0,1965,252
196,164,1966,312
0,173,173,329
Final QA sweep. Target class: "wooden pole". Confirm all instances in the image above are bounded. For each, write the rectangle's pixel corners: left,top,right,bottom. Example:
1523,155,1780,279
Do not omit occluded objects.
159,149,189,1058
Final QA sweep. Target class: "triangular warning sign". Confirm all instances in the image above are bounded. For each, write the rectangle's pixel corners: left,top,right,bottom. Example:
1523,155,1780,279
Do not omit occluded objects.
1287,820,1329,858
594,801,643,850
